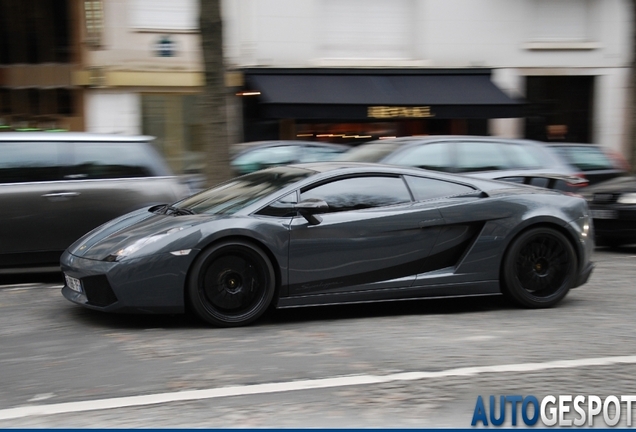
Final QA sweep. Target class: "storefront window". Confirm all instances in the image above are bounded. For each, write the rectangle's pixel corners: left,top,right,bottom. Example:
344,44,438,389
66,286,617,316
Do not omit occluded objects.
294,122,398,144
524,76,593,143
290,119,486,144
141,93,205,174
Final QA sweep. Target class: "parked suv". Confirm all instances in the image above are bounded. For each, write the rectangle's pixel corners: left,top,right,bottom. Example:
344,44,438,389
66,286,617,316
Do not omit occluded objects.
337,136,574,178
0,133,189,272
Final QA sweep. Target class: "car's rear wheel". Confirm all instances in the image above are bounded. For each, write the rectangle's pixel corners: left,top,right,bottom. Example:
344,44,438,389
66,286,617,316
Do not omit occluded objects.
501,227,577,308
187,240,275,327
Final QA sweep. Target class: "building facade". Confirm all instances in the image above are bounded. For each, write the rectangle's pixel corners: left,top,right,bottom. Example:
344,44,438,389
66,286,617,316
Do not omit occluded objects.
222,0,632,154
0,0,84,132
76,0,211,174
2,0,630,171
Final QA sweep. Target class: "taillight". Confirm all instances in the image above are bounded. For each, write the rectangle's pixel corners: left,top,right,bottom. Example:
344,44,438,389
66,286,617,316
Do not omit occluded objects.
605,148,631,171
567,174,589,188
573,172,587,179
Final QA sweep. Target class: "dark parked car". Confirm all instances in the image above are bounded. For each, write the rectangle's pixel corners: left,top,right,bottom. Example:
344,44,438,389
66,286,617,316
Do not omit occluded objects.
543,143,628,185
61,163,593,327
584,176,636,246
0,132,189,273
336,136,576,181
231,140,349,175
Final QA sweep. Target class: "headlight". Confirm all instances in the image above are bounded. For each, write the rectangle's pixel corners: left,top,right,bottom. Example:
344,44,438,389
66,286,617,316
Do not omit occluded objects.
617,193,636,204
108,227,186,261
112,234,167,258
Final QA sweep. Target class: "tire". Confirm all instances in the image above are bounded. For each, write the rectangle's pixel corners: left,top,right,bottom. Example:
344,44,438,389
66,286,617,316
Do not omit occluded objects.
501,227,577,308
187,240,276,327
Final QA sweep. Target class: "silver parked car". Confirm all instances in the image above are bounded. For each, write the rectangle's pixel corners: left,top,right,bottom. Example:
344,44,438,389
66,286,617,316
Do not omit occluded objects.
0,132,189,273
336,136,573,177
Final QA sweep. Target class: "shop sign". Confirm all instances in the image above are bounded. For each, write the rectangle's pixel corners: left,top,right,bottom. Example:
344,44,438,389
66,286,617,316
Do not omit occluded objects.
367,106,435,119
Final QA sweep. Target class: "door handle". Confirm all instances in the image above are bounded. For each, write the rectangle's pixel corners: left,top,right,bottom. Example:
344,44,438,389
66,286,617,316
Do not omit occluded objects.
42,192,81,198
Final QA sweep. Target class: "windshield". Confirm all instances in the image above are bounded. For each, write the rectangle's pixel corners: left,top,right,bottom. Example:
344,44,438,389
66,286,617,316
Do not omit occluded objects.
335,142,402,162
176,166,314,215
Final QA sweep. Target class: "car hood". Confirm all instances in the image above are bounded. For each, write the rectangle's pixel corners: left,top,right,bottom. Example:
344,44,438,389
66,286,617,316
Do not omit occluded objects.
68,208,212,260
585,175,636,193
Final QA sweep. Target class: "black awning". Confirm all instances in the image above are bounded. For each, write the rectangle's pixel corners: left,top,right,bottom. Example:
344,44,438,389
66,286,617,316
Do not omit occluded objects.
244,68,523,120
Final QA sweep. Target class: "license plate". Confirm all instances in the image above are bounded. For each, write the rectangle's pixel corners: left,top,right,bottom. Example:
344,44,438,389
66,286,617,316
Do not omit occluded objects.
65,274,82,293
590,209,617,219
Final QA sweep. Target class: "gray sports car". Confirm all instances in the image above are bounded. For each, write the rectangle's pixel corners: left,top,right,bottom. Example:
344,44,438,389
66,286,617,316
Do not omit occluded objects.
61,163,594,327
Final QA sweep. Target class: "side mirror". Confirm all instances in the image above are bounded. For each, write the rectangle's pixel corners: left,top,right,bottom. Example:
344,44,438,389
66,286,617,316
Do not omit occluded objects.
294,199,329,225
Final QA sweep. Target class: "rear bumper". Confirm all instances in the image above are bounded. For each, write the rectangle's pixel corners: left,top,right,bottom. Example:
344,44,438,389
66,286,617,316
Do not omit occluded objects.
573,261,594,289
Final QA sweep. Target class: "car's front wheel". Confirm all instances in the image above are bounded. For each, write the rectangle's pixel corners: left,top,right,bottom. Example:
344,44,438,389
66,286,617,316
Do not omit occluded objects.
187,240,276,327
501,227,577,308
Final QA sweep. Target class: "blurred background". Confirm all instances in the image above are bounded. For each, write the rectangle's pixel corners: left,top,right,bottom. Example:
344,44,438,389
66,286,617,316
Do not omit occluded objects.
2,3,636,427
0,0,633,180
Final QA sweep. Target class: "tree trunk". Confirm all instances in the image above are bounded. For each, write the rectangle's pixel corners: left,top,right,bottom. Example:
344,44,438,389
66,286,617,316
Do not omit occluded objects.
630,0,636,172
199,0,232,187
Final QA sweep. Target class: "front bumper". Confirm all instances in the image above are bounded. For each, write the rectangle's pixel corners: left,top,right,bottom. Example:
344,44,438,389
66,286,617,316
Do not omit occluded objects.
60,250,196,314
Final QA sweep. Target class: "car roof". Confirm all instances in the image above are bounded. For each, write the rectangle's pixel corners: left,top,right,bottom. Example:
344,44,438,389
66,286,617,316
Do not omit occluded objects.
542,142,600,147
0,132,154,142
232,140,349,155
287,162,518,189
362,135,544,146
288,161,389,173
236,162,551,216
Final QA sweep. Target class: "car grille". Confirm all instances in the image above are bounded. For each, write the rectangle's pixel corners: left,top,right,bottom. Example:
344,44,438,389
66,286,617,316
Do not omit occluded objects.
82,275,118,307
592,193,618,204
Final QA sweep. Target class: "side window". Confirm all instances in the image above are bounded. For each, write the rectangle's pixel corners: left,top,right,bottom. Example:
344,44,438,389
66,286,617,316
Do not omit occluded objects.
299,146,343,163
0,142,63,183
405,176,475,201
300,176,411,213
70,142,156,179
496,176,525,185
529,177,550,188
383,142,453,172
456,142,512,172
555,146,616,171
257,191,298,217
233,146,299,171
502,144,543,169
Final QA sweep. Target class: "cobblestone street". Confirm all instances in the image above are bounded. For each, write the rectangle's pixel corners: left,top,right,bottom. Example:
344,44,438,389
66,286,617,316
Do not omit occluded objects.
0,246,635,427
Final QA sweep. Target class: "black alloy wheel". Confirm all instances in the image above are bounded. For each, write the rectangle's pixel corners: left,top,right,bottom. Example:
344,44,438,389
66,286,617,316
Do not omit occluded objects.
502,227,577,308
188,240,276,327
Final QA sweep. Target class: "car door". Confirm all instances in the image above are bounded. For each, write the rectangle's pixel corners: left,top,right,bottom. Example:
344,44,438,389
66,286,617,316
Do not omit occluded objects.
0,140,71,263
401,175,494,287
287,174,444,296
